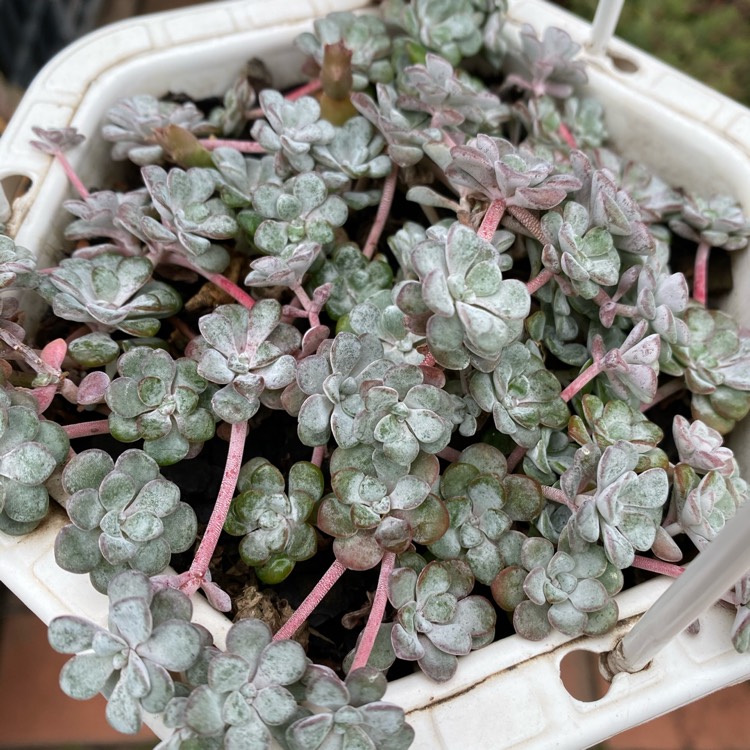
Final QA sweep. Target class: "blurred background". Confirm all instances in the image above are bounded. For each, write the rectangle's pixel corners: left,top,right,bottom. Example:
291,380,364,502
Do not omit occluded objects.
1,1,749,748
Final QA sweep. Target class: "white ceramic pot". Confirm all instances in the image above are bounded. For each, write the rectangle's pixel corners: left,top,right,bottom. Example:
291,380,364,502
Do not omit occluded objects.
1,2,750,747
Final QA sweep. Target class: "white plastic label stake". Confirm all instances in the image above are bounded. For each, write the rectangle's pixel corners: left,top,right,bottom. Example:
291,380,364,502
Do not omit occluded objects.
588,0,625,56
608,499,750,675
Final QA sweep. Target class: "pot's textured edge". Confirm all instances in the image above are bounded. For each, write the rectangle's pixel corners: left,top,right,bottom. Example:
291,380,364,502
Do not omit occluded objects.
1,1,749,747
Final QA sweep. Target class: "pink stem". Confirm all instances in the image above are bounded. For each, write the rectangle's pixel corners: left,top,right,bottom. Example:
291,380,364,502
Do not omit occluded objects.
63,420,111,439
181,420,248,596
631,555,685,578
273,558,347,641
541,485,577,511
560,360,603,403
286,79,323,101
437,446,462,463
641,378,685,413
311,445,325,467
478,199,506,241
363,163,399,260
527,268,553,294
199,138,266,153
693,240,711,306
169,315,198,341
54,150,89,199
350,551,396,671
507,205,549,245
506,444,527,473
163,254,255,310
292,284,319,326
558,123,578,149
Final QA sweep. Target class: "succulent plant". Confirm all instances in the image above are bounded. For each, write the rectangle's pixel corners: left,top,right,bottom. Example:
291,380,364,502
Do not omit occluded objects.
344,289,426,366
395,221,530,370
64,189,149,258
383,0,486,67
247,172,348,257
672,414,736,476
398,54,510,132
669,194,750,250
140,165,238,272
319,449,447,570
284,331,390,448
48,571,205,734
386,559,496,681
224,458,322,583
525,95,607,150
309,243,393,320
54,449,197,591
353,363,461,466
212,149,279,209
671,306,750,434
428,443,544,583
504,24,587,99
105,347,215,465
0,234,36,288
101,95,211,165
491,529,622,640
286,665,414,750
447,134,582,209
244,241,322,290
540,201,620,299
251,91,336,175
469,340,569,448
187,301,300,423
0,387,69,535
562,440,669,568
158,618,308,749
351,83,442,167
296,11,394,91
37,254,182,337
208,63,263,136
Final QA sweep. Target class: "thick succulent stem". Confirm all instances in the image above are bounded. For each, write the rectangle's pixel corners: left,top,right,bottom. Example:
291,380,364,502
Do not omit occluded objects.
199,138,267,153
693,239,711,306
350,551,396,671
478,199,506,241
631,555,685,578
181,420,248,596
53,150,89,199
558,123,578,149
506,205,549,245
363,163,399,260
63,420,111,439
291,283,319,327
526,268,554,294
437,446,461,463
286,79,323,101
560,359,603,403
163,253,255,310
273,558,347,641
311,445,325,467
541,484,577,511
506,444,527,473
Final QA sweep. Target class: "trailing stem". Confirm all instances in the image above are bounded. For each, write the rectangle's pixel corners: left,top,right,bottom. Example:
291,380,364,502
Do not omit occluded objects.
163,253,255,310
641,378,685,413
437,446,461,463
350,551,396,671
558,123,578,150
506,205,549,245
311,445,325,467
693,240,711,306
53,150,90,199
286,78,323,101
363,163,399,260
478,199,506,241
506,444,527,473
0,327,63,383
540,484,577,511
560,359,603,403
291,283,319,327
63,420,110,439
181,420,248,596
526,268,553,294
273,558,347,641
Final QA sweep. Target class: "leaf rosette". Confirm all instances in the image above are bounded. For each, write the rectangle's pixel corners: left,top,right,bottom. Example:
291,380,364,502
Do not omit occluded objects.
54,449,197,591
